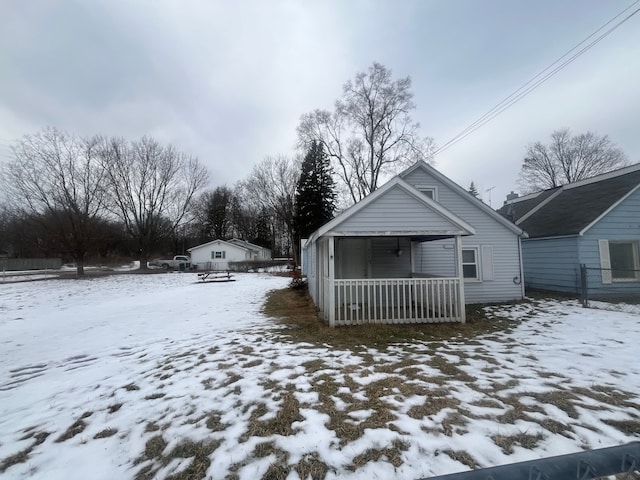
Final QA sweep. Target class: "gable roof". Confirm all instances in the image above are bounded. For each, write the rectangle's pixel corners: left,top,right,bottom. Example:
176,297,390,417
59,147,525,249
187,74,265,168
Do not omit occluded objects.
306,175,476,244
400,161,526,236
187,239,250,253
227,238,270,252
498,163,640,238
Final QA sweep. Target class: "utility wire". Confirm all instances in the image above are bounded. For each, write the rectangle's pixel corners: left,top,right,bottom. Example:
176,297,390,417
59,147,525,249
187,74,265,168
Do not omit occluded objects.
434,1,640,156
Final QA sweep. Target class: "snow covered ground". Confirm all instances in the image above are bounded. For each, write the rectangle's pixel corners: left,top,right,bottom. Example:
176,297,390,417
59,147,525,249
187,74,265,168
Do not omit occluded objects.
0,273,639,479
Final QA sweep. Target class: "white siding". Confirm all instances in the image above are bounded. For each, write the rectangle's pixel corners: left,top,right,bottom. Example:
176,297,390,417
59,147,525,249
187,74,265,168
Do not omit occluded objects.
404,168,524,303
189,241,250,270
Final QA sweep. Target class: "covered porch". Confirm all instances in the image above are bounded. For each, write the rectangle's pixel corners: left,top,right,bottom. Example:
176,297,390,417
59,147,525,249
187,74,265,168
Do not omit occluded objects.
317,234,471,326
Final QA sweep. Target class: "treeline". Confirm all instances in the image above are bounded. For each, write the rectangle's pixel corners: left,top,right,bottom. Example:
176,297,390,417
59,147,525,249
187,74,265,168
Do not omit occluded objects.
0,129,336,276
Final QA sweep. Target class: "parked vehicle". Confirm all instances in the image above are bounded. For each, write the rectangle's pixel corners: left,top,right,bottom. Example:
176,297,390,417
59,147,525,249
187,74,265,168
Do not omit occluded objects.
149,255,190,270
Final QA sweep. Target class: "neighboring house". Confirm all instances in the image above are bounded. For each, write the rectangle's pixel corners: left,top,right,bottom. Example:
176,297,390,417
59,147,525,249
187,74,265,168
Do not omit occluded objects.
226,239,272,261
498,163,640,297
302,161,526,327
188,238,270,270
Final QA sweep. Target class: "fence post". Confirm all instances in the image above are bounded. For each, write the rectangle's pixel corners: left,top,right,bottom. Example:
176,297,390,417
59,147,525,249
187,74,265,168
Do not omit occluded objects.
580,264,588,308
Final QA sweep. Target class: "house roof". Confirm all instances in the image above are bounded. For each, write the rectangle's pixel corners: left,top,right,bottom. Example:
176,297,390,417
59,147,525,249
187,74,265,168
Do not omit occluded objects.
227,239,270,252
400,161,526,237
306,174,476,245
498,163,640,238
187,239,250,253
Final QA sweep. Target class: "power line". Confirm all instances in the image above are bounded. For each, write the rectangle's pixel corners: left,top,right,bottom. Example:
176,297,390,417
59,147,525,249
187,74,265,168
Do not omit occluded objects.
434,1,640,156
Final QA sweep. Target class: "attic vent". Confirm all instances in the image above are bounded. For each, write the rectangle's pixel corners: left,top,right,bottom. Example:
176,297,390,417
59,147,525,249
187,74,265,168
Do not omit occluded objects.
414,185,438,201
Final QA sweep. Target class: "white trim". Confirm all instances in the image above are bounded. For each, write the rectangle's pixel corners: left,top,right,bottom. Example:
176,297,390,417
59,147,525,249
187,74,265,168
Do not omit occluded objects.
306,176,476,244
462,246,481,282
579,184,640,235
521,234,580,242
400,161,527,237
599,239,612,284
323,229,471,237
188,238,251,253
608,240,640,282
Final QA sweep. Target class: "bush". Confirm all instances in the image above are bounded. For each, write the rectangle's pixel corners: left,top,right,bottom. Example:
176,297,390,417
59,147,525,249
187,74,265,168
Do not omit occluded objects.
288,269,308,290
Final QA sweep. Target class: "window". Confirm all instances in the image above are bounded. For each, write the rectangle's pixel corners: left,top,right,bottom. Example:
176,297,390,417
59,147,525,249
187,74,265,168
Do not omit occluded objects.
609,241,639,281
462,248,479,280
211,250,226,259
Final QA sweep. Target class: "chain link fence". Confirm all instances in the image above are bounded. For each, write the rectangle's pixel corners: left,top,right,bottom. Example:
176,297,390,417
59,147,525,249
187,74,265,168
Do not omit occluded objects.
580,264,640,308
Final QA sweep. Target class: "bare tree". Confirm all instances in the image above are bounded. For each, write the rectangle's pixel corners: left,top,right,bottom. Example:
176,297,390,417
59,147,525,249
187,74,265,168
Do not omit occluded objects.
298,62,435,203
241,155,299,262
1,128,107,276
519,128,628,192
99,136,209,269
195,186,235,241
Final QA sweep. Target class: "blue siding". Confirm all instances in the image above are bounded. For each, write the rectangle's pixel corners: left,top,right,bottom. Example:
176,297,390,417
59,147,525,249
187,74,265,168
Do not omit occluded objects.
521,237,580,293
579,188,640,296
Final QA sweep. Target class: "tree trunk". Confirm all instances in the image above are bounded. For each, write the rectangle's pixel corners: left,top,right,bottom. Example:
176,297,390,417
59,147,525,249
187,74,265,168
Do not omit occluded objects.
76,258,85,277
139,252,149,270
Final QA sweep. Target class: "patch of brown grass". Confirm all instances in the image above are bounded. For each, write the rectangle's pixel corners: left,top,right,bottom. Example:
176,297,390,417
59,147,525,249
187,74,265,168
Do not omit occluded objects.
532,390,580,419
0,431,50,473
144,392,165,400
94,428,118,439
134,435,220,480
108,403,123,413
348,438,409,470
408,395,461,419
262,289,515,349
602,419,640,435
205,411,227,432
55,412,93,442
295,452,330,480
491,431,544,454
443,449,478,469
240,392,303,442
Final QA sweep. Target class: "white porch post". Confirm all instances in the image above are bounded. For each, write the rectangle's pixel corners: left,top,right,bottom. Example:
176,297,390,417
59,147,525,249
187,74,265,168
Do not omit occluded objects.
455,235,466,323
328,236,336,327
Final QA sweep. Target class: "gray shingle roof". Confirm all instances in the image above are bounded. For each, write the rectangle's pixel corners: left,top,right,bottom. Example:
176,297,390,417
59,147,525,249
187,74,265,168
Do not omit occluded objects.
498,165,640,238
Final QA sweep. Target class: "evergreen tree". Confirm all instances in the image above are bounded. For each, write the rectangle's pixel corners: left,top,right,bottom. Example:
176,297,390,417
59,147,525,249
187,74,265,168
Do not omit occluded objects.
468,181,479,198
294,141,336,241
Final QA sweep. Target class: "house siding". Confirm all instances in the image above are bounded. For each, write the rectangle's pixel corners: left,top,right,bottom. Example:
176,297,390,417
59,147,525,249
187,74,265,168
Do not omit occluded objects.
404,168,524,303
335,188,462,233
579,188,640,295
189,241,249,270
521,237,581,294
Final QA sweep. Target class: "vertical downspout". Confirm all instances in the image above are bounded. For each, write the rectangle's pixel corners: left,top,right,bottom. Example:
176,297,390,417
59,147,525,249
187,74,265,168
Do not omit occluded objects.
328,236,336,327
455,235,466,323
518,235,525,299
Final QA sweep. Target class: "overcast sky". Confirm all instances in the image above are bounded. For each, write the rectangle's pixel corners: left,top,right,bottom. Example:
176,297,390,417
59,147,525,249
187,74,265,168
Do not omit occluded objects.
1,0,639,207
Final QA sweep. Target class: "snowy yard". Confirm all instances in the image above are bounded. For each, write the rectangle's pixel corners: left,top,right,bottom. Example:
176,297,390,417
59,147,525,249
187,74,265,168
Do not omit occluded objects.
1,273,639,480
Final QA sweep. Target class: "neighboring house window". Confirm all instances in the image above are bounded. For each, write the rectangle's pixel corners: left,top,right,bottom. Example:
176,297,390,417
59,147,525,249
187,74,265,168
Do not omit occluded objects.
211,251,226,259
414,185,438,201
609,241,639,280
462,248,479,280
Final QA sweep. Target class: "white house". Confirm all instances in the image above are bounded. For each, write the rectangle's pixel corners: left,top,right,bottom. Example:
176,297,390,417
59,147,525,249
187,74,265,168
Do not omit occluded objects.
188,239,271,271
302,161,526,327
226,239,272,260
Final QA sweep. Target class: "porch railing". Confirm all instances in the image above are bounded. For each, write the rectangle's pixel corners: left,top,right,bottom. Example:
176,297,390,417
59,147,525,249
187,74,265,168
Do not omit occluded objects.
330,277,462,325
